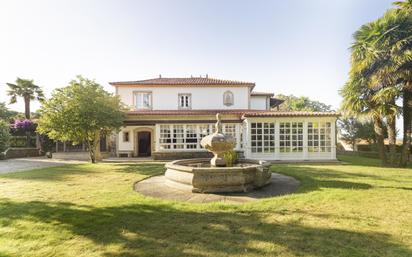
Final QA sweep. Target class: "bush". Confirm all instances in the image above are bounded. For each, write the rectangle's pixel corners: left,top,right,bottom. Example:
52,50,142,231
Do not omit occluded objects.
0,120,11,152
223,150,238,167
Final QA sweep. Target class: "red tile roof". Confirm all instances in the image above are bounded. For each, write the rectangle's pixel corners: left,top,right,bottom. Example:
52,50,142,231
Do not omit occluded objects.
126,109,339,117
110,77,255,87
126,109,259,116
251,91,274,96
242,111,339,118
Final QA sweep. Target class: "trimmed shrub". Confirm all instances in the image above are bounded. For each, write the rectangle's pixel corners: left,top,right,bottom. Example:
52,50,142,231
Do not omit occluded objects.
0,120,11,152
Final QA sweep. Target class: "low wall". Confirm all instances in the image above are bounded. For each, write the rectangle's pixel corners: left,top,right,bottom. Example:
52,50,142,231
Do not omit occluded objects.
4,148,41,159
52,151,110,161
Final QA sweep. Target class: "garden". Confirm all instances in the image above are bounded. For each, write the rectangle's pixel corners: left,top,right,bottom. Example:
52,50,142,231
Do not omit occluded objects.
0,155,411,257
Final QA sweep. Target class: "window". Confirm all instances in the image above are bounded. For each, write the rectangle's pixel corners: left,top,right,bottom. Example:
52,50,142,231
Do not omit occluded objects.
186,125,198,149
159,125,171,150
123,131,129,142
158,124,239,150
178,94,191,109
223,124,236,138
308,122,332,152
134,92,152,109
172,125,185,149
251,122,275,153
223,91,234,106
279,122,303,152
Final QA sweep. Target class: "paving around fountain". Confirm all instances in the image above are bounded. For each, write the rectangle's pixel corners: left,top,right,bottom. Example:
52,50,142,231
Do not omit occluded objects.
134,173,300,203
134,113,301,203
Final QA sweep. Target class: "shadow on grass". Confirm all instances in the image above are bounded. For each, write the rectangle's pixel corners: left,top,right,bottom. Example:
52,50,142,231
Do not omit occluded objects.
0,199,410,257
112,163,165,176
271,165,373,194
0,163,166,181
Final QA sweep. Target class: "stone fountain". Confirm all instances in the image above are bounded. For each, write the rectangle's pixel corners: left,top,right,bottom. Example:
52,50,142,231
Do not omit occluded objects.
164,113,272,193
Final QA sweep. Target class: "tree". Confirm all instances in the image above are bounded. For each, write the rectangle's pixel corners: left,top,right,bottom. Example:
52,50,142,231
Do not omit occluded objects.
37,76,125,163
274,94,332,112
342,7,412,166
394,0,412,11
0,102,18,122
340,76,389,165
6,78,44,119
339,117,388,150
0,120,11,153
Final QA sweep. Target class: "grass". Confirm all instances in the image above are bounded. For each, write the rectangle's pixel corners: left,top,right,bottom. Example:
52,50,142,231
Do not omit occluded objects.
0,156,412,257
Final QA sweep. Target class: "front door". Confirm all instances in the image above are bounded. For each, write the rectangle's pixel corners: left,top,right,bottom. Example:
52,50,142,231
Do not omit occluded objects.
137,132,151,157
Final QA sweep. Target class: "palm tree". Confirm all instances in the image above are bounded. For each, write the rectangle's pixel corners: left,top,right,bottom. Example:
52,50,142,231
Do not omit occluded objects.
6,78,44,119
394,0,412,11
346,8,412,166
341,75,389,165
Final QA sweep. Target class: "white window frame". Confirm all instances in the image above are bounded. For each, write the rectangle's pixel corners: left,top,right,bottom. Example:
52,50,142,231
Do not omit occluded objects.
279,122,303,153
308,122,332,153
133,91,152,110
250,122,275,153
178,93,192,109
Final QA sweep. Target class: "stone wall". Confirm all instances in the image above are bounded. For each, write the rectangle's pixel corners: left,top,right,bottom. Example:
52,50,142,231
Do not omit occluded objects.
5,148,41,159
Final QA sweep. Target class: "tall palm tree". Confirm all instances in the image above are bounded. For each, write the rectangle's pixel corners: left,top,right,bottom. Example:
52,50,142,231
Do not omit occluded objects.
341,75,389,165
347,8,412,166
6,78,44,119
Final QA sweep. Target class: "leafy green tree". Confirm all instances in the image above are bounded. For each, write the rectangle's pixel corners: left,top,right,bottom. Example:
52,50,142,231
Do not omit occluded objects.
339,117,388,150
0,102,18,122
6,78,44,119
37,76,125,163
274,94,332,112
0,120,11,153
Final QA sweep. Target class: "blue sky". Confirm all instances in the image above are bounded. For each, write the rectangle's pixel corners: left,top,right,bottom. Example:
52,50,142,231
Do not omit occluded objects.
0,0,395,112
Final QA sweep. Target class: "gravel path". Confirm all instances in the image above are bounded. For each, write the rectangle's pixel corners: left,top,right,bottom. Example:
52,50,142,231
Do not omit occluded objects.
0,157,85,174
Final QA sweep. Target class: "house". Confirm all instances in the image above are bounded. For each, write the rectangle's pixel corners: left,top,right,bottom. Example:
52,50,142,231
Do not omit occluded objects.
110,76,338,161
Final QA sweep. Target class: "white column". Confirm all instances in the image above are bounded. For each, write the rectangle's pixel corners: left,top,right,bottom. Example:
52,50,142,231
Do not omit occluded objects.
303,121,308,160
331,119,336,159
244,120,251,158
274,122,280,160
155,124,160,152
235,123,241,150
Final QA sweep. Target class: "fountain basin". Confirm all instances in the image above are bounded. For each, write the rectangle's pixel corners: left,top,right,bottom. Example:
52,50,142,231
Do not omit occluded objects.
164,158,272,193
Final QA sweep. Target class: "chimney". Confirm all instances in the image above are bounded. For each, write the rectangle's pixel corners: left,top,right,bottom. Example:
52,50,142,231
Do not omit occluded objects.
159,74,162,78
206,74,208,78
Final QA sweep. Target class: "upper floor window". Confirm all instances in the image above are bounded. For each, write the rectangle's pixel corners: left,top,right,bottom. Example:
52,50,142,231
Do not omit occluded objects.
223,91,234,106
134,91,152,110
179,94,191,109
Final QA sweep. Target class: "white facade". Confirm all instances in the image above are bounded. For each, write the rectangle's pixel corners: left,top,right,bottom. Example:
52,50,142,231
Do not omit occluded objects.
116,86,251,110
250,96,269,110
112,77,338,161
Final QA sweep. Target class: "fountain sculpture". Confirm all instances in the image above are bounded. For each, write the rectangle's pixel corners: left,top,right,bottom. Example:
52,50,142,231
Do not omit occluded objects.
164,113,272,193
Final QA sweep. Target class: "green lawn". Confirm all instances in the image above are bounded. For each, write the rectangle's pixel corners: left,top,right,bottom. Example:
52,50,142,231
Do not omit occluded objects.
1,156,412,257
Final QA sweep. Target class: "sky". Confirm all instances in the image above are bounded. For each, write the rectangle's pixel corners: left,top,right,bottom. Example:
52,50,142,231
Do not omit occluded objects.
0,0,395,113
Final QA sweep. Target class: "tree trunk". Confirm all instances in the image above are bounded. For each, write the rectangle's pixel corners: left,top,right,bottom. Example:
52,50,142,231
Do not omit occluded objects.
401,83,412,167
387,114,397,166
373,116,387,166
87,133,102,163
24,96,30,119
